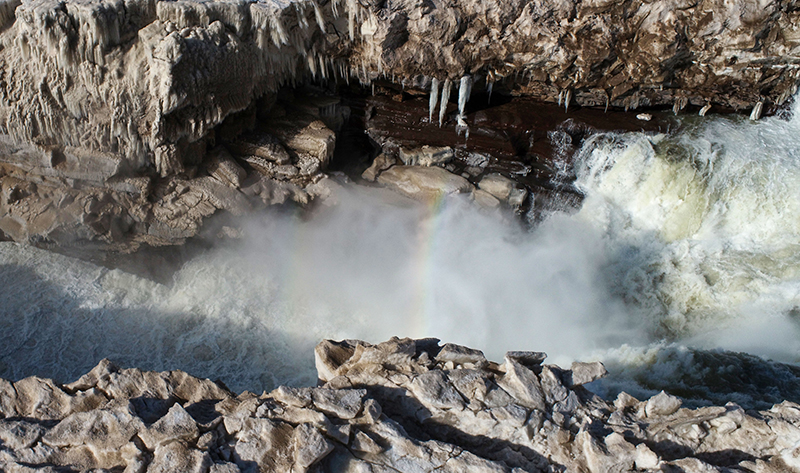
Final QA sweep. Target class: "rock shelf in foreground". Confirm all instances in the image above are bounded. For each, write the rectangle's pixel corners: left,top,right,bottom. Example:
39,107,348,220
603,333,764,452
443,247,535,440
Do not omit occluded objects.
1,338,799,472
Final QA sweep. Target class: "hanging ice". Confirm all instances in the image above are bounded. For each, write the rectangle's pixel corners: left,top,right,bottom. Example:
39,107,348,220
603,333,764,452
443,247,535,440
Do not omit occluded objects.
310,0,325,33
564,89,571,113
456,114,469,140
457,75,472,118
750,101,764,121
487,81,493,104
699,103,711,116
673,96,687,115
439,79,451,127
429,78,439,123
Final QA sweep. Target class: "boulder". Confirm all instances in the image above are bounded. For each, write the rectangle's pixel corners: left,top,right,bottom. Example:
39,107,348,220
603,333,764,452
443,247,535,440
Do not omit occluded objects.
478,173,516,201
645,391,682,417
140,403,200,449
398,146,454,166
206,148,247,188
377,165,474,201
435,343,487,366
565,361,608,387
225,133,292,165
361,153,397,182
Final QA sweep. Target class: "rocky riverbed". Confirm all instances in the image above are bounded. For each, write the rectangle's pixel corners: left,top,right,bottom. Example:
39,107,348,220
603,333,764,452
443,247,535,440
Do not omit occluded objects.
1,338,799,472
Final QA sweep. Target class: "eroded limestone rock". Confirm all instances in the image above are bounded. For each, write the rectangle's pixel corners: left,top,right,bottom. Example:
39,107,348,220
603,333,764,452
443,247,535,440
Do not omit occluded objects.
1,339,799,472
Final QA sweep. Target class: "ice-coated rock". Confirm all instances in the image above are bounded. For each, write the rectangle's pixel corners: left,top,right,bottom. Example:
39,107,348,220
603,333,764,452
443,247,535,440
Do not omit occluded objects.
0,419,45,450
149,440,212,473
1,339,799,472
566,361,609,387
140,403,200,449
499,357,547,411
292,423,334,470
43,406,143,450
311,388,365,420
645,390,683,417
435,343,487,366
398,145,454,167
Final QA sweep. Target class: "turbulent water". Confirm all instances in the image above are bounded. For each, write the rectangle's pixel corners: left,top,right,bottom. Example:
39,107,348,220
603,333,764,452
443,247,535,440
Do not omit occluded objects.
3,101,800,407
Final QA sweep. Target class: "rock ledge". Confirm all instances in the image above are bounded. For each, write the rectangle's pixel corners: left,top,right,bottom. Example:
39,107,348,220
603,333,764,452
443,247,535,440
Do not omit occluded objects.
1,338,799,472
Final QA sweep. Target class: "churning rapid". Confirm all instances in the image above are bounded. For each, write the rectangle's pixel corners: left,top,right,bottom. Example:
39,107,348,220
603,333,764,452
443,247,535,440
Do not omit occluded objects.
3,101,800,407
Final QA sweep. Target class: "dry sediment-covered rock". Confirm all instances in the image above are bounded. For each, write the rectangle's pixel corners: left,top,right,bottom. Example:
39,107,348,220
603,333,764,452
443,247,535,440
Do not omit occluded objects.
1,338,799,472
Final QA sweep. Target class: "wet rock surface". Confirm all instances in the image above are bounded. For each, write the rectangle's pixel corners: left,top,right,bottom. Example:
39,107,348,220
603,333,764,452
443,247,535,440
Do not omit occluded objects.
1,338,798,472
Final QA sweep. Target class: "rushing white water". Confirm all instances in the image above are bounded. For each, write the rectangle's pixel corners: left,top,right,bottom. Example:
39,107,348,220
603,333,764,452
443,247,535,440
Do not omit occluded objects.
574,106,800,358
2,101,800,406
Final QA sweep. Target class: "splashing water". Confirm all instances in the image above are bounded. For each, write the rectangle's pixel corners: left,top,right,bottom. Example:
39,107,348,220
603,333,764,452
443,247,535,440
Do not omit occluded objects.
574,105,800,357
2,101,800,406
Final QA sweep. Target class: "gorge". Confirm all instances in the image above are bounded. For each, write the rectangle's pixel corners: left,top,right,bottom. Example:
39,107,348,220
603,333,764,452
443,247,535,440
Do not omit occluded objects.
2,0,800,471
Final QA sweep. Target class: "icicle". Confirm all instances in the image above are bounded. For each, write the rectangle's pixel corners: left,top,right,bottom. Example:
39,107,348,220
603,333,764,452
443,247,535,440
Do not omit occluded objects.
750,101,763,121
699,103,711,116
564,89,571,113
777,89,791,105
296,3,309,29
270,14,289,46
348,9,355,40
673,96,688,115
456,115,469,140
439,78,451,127
457,75,472,118
558,89,564,107
371,82,375,96
429,78,439,123
308,54,317,78
310,0,325,33
487,81,493,104
604,93,609,113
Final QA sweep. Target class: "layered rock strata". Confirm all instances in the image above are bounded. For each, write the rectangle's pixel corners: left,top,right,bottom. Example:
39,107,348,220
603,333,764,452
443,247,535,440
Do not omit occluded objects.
1,338,799,472
1,0,799,248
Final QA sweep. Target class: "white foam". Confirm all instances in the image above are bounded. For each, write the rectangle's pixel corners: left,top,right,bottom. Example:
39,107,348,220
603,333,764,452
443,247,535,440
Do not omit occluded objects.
571,103,800,361
2,101,800,401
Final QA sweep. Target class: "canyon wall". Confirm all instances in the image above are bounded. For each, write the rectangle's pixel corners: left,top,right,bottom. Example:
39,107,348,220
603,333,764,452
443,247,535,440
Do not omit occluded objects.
1,0,799,248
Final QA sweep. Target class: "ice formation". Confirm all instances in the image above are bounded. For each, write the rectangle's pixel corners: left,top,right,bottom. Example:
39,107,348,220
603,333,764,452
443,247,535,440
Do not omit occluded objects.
429,78,439,123
438,78,451,127
750,100,764,121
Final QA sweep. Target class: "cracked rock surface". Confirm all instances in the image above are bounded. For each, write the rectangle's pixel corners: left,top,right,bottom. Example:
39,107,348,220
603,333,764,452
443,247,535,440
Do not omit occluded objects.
1,0,799,251
1,338,799,472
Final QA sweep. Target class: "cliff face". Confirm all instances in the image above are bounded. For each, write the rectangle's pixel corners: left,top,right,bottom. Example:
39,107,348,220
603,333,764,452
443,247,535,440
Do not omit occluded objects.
1,338,799,472
2,0,799,176
0,0,799,248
